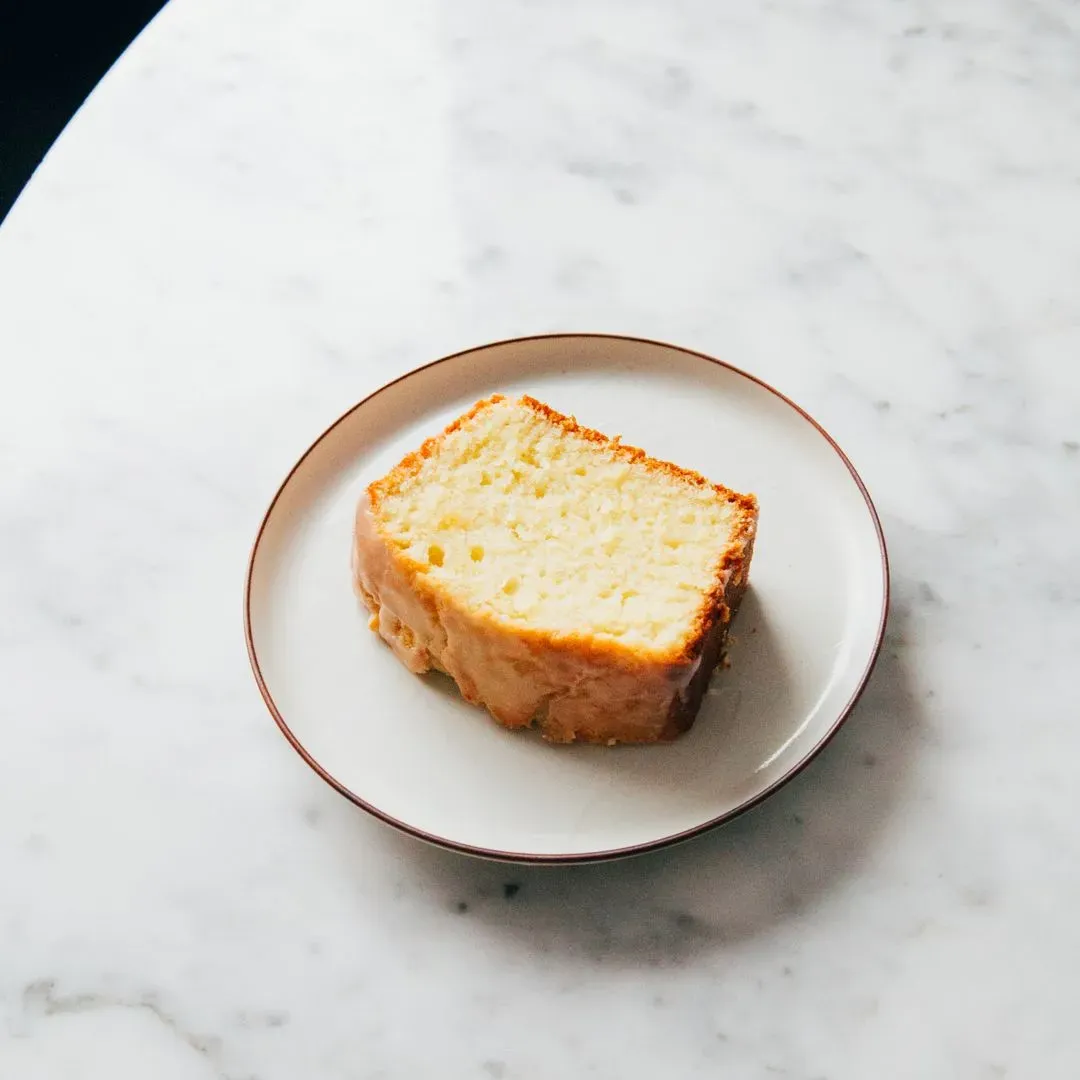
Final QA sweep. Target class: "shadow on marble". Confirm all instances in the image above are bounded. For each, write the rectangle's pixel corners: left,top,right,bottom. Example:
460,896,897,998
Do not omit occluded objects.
337,584,922,965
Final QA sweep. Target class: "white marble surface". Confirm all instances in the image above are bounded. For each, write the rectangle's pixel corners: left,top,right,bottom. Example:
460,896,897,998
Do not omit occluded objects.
1,0,1079,1075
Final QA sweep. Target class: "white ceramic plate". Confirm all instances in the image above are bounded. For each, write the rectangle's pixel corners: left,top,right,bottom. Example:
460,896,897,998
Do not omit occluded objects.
246,335,888,863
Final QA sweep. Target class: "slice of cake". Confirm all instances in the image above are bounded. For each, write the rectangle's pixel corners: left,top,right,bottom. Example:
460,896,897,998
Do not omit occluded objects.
353,395,758,744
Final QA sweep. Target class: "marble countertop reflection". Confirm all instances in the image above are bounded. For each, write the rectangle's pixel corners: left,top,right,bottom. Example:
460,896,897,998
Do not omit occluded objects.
1,0,1078,1076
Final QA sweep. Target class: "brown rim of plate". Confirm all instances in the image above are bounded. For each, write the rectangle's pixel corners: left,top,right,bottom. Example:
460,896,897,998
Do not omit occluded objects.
244,333,891,865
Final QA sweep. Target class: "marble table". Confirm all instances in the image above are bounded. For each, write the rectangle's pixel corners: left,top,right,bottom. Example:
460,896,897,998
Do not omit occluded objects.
2,1,1078,1076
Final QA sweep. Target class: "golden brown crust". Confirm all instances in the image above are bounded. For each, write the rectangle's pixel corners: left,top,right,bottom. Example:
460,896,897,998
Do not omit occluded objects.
371,392,758,515
518,395,758,510
679,492,758,661
358,394,759,743
659,530,756,740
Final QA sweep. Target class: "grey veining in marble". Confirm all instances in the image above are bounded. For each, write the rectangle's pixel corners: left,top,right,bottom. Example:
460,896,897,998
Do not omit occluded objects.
1,0,1079,1076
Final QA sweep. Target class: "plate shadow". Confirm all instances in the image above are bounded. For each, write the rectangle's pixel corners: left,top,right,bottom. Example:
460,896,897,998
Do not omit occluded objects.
316,573,921,968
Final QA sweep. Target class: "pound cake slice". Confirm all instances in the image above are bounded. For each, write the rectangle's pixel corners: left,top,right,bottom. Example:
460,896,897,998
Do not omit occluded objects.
353,395,758,744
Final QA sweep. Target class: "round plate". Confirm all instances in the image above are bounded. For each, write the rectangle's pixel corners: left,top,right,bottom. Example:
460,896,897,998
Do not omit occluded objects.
245,334,889,863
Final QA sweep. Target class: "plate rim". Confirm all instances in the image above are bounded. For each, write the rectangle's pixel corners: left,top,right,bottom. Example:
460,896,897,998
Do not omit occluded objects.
244,332,891,864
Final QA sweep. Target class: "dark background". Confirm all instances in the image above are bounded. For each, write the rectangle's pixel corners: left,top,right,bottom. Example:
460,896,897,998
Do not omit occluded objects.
0,1,168,224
